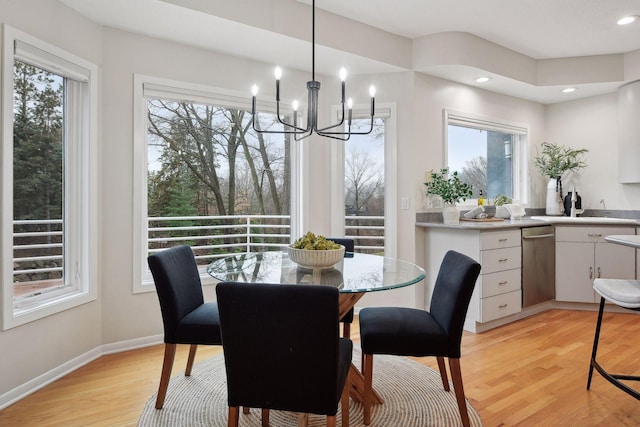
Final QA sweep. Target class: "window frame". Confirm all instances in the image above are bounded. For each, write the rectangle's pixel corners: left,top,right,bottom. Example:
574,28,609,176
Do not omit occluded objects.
1,25,98,329
443,108,529,206
132,74,301,293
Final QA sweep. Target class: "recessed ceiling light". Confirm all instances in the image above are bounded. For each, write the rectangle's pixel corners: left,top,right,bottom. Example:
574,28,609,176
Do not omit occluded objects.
562,87,577,93
617,15,638,26
474,76,491,83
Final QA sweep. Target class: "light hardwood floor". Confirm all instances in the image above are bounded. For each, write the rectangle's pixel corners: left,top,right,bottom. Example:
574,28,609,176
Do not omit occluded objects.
1,309,639,426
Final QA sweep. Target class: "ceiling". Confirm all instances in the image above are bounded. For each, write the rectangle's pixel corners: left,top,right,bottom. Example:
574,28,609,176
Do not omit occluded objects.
60,0,640,104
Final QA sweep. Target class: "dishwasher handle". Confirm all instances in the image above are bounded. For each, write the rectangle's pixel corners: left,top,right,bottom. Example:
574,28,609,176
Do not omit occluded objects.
522,233,555,240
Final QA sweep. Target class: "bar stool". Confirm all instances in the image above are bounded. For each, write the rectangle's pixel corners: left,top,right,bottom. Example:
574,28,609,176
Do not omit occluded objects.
587,278,640,399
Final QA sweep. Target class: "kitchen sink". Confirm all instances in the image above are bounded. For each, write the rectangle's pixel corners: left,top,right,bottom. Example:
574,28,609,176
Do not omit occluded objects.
530,216,638,224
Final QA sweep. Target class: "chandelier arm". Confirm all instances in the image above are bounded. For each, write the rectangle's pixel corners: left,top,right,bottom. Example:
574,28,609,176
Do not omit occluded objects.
317,118,352,141
275,100,309,132
316,103,347,133
294,130,314,141
315,132,351,141
251,118,310,135
275,114,309,132
316,115,374,137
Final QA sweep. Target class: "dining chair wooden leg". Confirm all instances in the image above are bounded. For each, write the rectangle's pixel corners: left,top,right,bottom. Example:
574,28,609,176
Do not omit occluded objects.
341,374,350,427
185,344,198,376
342,322,351,338
261,408,269,427
436,356,450,391
228,406,240,427
363,353,374,425
449,358,470,427
155,343,176,409
326,415,336,427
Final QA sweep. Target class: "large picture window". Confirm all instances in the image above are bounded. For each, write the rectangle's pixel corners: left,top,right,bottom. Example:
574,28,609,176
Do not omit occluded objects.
1,27,98,329
133,77,297,291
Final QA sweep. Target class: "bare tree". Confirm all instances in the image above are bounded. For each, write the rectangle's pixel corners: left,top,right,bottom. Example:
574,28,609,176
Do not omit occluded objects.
460,156,487,197
147,100,290,217
345,148,384,215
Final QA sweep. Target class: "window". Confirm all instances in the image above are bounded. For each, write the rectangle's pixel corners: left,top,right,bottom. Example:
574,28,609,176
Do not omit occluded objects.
331,103,397,257
133,76,298,291
444,109,528,204
344,117,385,253
1,27,98,329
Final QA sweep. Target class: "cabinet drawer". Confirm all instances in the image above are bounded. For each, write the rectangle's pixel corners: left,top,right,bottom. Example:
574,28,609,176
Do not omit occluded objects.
555,226,634,243
481,290,522,323
481,230,521,250
481,246,521,274
481,268,521,298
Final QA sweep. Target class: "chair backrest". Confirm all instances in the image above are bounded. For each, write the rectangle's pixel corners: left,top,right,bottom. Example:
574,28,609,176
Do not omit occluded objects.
148,245,205,342
429,250,481,356
327,237,354,254
216,282,342,415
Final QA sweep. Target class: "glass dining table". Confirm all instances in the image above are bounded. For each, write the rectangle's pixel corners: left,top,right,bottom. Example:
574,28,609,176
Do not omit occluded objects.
207,249,426,404
207,250,426,320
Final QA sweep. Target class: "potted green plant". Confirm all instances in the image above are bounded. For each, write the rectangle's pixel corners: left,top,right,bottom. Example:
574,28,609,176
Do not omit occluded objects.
533,142,588,215
424,168,473,223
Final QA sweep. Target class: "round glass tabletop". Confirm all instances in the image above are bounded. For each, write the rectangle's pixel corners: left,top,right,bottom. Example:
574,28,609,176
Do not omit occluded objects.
207,251,425,294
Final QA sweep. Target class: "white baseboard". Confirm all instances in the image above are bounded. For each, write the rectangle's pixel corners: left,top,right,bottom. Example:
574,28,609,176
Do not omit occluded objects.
0,347,101,411
0,333,164,411
101,333,163,355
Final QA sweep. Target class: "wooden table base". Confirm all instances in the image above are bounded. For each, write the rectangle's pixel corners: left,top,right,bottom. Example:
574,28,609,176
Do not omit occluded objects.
348,364,383,404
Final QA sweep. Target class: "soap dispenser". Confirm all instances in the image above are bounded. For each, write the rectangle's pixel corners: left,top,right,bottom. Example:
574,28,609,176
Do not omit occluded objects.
563,189,582,216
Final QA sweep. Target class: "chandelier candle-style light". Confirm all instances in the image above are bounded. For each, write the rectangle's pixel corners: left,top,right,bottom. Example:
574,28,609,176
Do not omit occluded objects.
250,0,376,141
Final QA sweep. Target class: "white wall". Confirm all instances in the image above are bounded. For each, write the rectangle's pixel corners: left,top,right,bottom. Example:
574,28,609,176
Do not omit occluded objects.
546,92,640,211
0,0,103,402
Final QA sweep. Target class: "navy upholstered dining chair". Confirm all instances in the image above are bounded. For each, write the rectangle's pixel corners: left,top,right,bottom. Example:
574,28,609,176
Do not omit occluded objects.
216,282,352,427
147,245,222,409
327,237,355,338
358,250,481,427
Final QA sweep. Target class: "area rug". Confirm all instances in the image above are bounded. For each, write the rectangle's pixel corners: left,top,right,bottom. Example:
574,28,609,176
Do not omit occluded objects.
138,348,482,426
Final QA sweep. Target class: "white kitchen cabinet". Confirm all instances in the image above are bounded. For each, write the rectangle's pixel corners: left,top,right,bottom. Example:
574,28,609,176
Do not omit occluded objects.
423,228,521,332
555,226,635,303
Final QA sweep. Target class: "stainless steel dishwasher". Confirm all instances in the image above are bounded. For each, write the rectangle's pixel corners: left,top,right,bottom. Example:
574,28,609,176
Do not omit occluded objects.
522,226,555,307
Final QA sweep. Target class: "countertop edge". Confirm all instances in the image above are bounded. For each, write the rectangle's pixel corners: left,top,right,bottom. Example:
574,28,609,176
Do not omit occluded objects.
417,217,639,230
416,218,545,230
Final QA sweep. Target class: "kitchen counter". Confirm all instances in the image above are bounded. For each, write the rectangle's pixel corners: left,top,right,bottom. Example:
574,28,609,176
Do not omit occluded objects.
418,214,639,333
416,216,639,230
417,217,545,230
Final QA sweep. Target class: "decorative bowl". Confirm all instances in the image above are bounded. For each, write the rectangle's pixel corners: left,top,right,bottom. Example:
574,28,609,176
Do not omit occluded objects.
287,245,345,269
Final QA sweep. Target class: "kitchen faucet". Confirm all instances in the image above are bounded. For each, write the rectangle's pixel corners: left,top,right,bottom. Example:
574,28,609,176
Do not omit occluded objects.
600,199,608,217
570,186,578,217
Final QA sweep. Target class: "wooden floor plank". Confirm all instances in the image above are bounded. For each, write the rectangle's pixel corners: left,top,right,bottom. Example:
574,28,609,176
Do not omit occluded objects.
1,309,639,426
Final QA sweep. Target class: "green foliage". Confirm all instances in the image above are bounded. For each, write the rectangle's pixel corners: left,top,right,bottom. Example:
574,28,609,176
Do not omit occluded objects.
534,142,588,178
424,168,473,205
291,231,341,250
493,194,512,206
147,100,291,218
12,61,63,220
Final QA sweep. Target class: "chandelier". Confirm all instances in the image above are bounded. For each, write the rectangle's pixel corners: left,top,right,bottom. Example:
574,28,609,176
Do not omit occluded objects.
250,0,376,141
